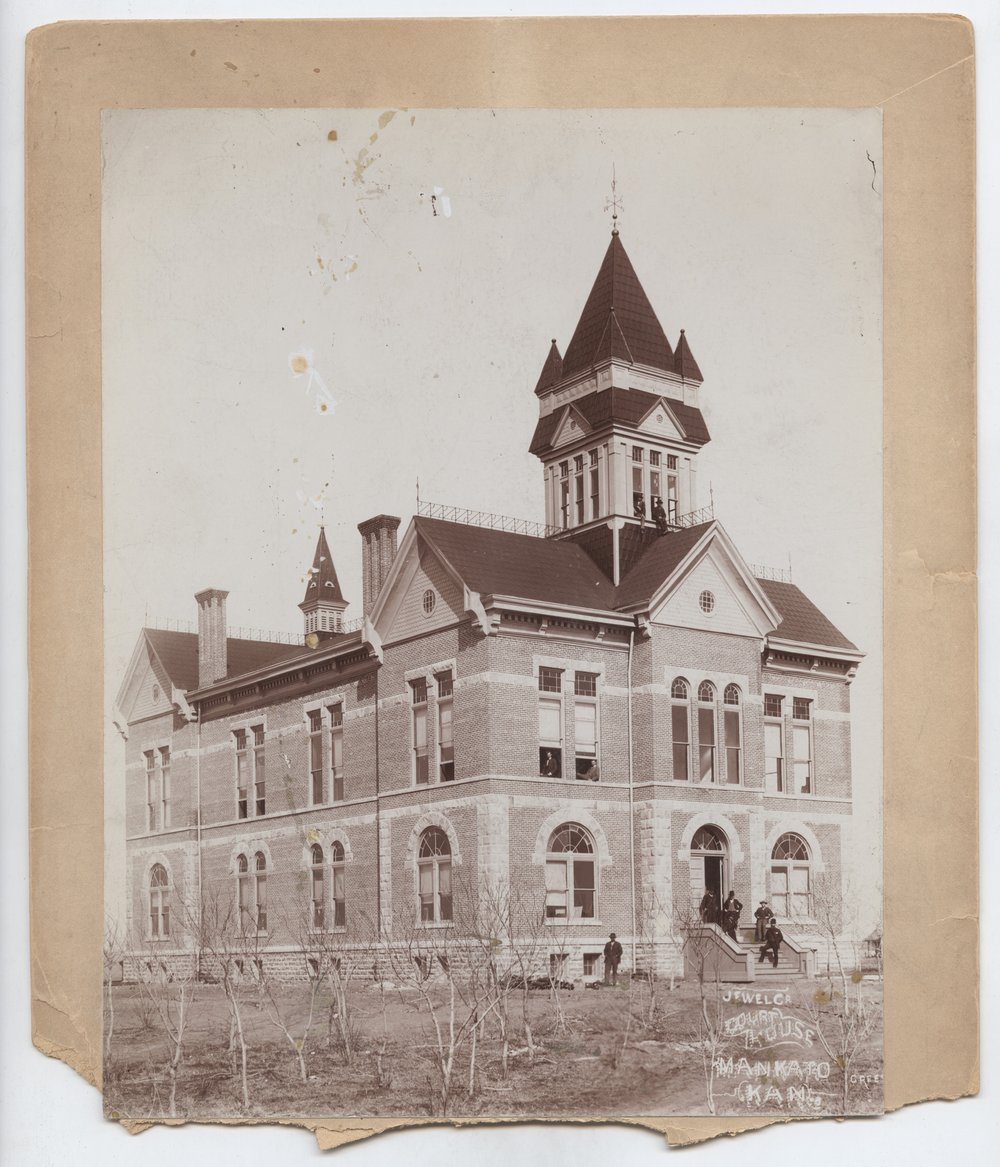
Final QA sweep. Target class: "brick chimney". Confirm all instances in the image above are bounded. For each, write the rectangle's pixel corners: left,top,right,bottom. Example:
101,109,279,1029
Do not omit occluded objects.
194,588,229,688
357,515,401,616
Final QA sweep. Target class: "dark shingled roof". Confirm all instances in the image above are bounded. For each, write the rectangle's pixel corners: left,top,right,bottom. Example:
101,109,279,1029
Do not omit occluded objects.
414,516,617,610
529,386,710,456
533,340,564,396
144,629,307,692
302,527,347,606
614,522,715,608
673,329,704,382
562,234,675,377
755,579,859,653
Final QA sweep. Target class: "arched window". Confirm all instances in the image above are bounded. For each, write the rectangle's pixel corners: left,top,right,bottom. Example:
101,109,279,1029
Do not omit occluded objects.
670,678,691,781
545,823,596,920
691,825,726,853
417,827,452,923
310,843,325,929
254,852,268,931
149,863,170,938
723,685,742,785
770,833,812,918
697,681,716,782
237,854,252,929
331,840,346,927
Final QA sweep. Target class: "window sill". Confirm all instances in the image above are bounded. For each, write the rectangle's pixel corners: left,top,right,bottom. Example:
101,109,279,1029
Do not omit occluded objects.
544,918,603,928
415,921,454,931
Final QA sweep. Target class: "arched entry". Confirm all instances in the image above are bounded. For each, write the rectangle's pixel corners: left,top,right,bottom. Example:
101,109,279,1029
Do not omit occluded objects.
691,825,728,917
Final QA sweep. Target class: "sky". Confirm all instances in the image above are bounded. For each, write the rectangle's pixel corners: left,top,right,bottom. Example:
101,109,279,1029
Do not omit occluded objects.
102,106,883,925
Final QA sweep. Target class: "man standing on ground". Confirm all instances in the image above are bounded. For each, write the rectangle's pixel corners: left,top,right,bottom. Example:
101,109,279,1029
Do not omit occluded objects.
603,932,623,986
759,918,783,968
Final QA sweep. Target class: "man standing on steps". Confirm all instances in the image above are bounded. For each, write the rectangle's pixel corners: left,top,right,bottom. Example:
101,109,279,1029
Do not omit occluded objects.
722,890,743,941
759,918,784,968
754,900,772,942
603,932,623,986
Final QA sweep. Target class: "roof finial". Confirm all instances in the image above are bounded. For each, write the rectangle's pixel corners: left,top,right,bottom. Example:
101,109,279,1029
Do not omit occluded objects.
604,164,622,236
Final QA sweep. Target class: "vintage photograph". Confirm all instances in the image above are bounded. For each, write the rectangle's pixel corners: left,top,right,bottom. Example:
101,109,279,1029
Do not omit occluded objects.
102,107,883,1121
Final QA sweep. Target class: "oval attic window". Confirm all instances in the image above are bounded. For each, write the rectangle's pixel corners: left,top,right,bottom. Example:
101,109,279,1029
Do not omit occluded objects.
699,590,716,614
422,589,436,616
151,683,160,702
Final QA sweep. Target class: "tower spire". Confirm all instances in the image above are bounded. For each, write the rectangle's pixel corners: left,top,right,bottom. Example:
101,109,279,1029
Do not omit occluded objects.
604,165,623,237
299,526,348,644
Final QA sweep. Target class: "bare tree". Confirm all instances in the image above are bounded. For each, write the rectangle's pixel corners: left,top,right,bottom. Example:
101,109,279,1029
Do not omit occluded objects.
133,957,199,1117
102,915,126,1068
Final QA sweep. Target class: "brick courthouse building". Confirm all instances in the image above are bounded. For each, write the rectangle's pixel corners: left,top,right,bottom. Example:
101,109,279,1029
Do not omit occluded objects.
115,227,863,980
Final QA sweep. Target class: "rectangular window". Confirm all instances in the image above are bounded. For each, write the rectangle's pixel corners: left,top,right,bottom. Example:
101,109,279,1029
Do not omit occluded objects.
256,866,267,932
539,698,563,778
698,706,716,782
672,704,690,780
649,450,660,467
793,697,812,721
764,693,784,718
666,474,678,522
793,724,812,794
764,721,785,793
583,952,601,977
145,751,158,831
436,671,454,782
411,679,429,785
559,460,569,477
574,702,598,779
632,445,643,462
253,725,266,815
308,710,323,805
573,453,584,472
560,478,570,528
588,448,599,466
589,466,600,519
159,746,171,828
724,708,742,784
575,471,585,524
538,666,563,693
311,863,325,929
666,454,678,470
234,729,249,819
650,468,661,498
329,704,344,801
574,671,598,697
544,860,568,918
573,860,596,918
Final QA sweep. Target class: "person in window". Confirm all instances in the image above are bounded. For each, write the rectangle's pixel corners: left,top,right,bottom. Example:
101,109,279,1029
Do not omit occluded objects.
722,890,743,941
754,900,772,943
759,918,783,968
632,492,646,528
540,750,560,778
603,932,623,986
699,887,718,924
582,759,600,782
651,495,668,535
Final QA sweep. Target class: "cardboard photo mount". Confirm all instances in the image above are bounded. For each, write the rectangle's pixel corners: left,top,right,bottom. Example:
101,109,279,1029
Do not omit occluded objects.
25,15,977,1148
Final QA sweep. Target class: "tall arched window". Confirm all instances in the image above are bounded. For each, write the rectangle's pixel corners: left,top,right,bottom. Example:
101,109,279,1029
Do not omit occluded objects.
697,681,716,782
331,840,346,927
670,678,691,781
723,684,742,785
254,852,268,931
310,843,325,929
691,825,728,918
149,863,170,938
417,827,452,923
771,833,812,918
237,854,252,929
545,823,596,920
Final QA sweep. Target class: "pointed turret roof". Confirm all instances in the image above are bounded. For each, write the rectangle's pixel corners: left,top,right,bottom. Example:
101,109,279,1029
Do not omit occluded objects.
301,527,347,606
561,233,675,379
673,329,704,382
533,339,564,395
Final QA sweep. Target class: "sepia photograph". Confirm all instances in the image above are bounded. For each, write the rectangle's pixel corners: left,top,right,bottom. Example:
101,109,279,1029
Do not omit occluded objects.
101,106,884,1122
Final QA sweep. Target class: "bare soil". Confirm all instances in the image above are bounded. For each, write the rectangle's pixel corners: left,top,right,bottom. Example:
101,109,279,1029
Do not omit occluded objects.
104,975,883,1121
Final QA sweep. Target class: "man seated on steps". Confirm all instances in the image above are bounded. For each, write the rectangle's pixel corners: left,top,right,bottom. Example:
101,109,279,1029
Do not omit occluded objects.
759,918,783,968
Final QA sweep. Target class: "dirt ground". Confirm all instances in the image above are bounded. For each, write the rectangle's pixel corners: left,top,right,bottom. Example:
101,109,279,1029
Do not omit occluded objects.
104,973,883,1121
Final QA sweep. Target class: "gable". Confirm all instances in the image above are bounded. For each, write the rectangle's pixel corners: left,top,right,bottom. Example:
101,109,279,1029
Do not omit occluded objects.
650,541,777,639
551,405,592,449
636,398,684,441
379,537,466,645
119,645,178,726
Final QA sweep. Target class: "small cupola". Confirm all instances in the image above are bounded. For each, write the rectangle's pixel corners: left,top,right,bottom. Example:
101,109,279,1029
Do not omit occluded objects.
299,527,348,643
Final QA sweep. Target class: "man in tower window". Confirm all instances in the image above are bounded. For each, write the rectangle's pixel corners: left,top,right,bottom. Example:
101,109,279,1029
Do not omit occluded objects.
580,759,600,782
540,750,561,778
651,496,668,536
633,492,646,527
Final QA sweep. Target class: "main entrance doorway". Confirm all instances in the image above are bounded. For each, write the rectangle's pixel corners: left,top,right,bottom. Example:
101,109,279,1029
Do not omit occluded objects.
691,825,728,922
